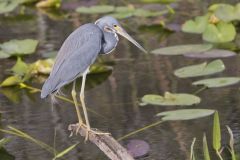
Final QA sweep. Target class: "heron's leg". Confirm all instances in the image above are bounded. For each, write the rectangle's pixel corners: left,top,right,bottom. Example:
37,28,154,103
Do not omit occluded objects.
80,70,110,141
71,80,83,128
79,70,91,141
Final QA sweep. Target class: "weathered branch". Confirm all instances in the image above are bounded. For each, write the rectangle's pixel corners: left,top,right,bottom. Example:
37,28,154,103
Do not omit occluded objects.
68,124,135,160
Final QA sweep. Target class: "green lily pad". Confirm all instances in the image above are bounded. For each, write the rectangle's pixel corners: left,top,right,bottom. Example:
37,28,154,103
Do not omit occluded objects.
89,63,113,74
156,109,215,121
30,58,54,75
0,76,22,87
214,3,240,22
174,59,225,78
76,5,115,14
182,14,209,34
0,51,10,59
0,39,38,56
141,92,201,106
11,57,29,76
0,1,19,14
192,77,240,88
151,44,213,55
109,12,133,19
203,22,236,43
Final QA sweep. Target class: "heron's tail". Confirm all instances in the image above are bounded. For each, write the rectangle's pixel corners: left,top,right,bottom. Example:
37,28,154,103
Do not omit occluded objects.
41,78,53,99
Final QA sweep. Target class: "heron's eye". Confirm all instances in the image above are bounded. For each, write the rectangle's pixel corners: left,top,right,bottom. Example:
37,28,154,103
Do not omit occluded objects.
113,24,117,28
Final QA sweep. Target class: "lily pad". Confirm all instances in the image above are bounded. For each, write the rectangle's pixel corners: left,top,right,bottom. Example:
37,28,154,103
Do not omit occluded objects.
141,92,201,106
0,76,22,87
0,39,38,56
151,44,213,55
182,14,209,34
156,109,215,121
126,139,150,158
192,77,240,88
0,51,10,59
214,3,240,22
0,1,19,14
184,49,236,58
76,5,115,14
174,59,225,78
203,22,236,43
11,57,29,76
36,0,61,8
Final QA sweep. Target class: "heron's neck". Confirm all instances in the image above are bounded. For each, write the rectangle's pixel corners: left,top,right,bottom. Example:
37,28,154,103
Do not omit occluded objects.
101,32,119,54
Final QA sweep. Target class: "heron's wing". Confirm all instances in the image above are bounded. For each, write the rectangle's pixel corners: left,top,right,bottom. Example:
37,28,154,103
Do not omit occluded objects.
41,24,103,98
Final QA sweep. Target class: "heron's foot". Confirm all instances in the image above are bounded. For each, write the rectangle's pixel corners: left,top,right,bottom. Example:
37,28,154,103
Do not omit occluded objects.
68,122,84,137
84,128,110,142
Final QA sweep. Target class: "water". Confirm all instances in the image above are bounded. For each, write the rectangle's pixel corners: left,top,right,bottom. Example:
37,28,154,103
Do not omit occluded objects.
0,1,240,160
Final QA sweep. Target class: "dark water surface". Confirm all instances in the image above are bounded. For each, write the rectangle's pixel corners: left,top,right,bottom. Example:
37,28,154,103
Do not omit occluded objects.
0,0,240,160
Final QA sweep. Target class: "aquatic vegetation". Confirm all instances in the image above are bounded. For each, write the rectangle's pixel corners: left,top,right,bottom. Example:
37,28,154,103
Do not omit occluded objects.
76,5,173,19
192,77,240,88
141,92,201,106
182,3,240,43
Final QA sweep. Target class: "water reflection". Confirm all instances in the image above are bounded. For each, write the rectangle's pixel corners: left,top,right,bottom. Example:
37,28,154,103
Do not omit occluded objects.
0,1,239,160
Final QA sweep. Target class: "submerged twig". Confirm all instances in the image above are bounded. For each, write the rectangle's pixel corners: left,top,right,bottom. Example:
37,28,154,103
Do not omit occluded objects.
68,124,134,160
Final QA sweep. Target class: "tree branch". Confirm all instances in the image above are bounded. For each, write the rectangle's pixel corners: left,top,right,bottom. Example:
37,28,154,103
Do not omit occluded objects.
68,124,135,160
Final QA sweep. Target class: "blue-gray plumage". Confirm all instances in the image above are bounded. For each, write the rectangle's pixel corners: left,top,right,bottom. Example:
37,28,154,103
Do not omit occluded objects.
40,16,147,140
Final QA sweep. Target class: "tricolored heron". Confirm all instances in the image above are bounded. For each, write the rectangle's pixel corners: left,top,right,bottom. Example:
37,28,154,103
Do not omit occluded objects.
41,16,147,140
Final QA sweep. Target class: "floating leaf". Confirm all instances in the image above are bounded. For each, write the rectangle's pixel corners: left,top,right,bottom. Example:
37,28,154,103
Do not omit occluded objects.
11,57,29,76
0,76,22,87
214,3,240,22
203,134,211,160
89,63,113,74
0,39,38,56
0,1,18,14
126,139,150,158
141,92,201,106
30,58,54,75
151,44,213,55
184,49,236,58
109,12,133,19
203,22,236,43
182,14,209,34
174,59,225,78
140,0,176,3
0,51,10,59
193,77,240,88
156,109,215,121
213,111,221,151
76,5,115,14
36,0,61,8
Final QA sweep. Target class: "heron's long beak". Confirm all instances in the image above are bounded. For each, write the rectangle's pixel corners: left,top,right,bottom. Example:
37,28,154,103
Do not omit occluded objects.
115,26,148,53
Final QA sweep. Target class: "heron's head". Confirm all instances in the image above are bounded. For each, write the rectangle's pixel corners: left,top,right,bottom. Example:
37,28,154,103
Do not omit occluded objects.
95,16,147,53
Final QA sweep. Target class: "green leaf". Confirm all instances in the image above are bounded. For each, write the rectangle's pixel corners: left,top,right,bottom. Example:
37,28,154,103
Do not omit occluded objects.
174,59,225,78
182,14,209,34
0,39,38,56
0,1,19,14
109,12,133,19
53,143,78,160
151,44,213,55
141,92,201,106
213,111,221,151
115,6,135,13
226,126,236,160
0,138,11,148
140,0,176,4
203,22,236,43
190,138,196,160
203,134,211,160
76,5,115,14
214,3,240,22
36,0,61,8
11,57,29,76
30,58,54,75
0,76,22,87
0,50,10,59
192,77,240,88
156,109,215,121
89,63,113,75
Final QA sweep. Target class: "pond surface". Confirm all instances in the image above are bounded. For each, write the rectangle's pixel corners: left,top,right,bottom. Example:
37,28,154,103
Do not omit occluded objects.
0,0,240,160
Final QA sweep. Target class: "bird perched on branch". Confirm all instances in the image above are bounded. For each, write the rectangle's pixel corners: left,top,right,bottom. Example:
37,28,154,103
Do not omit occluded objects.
41,16,147,141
